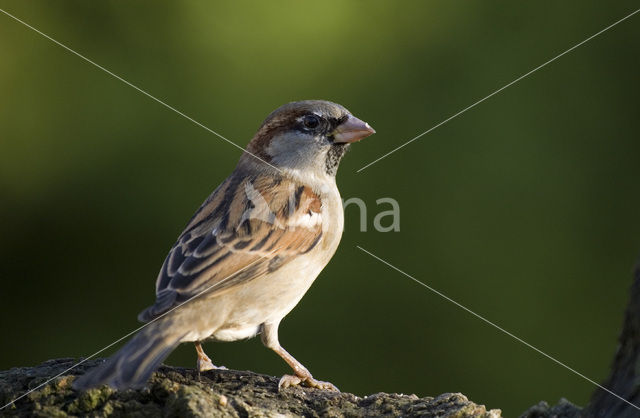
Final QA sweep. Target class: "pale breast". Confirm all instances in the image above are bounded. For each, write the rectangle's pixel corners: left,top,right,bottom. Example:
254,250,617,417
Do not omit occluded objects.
203,182,344,339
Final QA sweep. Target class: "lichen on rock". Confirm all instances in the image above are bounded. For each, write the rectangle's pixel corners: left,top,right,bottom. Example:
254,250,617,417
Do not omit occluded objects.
0,358,500,417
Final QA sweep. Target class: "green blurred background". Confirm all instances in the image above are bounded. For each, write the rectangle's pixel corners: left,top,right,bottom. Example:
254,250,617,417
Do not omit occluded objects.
1,2,639,415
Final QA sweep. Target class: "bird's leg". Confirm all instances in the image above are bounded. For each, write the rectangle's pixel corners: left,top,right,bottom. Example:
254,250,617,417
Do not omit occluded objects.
194,342,226,372
261,322,338,391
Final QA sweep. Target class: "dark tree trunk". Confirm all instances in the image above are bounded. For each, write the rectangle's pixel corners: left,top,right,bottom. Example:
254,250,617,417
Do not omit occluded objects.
586,265,640,418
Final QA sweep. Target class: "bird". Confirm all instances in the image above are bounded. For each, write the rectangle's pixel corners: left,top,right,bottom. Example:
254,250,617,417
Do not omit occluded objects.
73,100,375,391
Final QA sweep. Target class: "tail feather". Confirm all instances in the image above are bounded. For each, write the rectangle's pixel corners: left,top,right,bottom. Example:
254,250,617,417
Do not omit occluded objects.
73,324,185,390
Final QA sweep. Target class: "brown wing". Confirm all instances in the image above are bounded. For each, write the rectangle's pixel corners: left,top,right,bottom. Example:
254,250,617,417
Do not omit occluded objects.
138,171,323,322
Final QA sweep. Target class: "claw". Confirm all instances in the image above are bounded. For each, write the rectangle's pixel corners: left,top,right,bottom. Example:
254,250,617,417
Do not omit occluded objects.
197,356,216,372
195,342,226,373
278,374,302,389
278,374,339,391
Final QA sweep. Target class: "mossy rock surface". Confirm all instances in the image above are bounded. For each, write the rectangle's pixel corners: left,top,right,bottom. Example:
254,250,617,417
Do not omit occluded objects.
0,358,504,417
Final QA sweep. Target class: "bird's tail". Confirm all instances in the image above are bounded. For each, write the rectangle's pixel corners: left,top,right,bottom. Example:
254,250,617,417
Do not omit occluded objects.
73,321,185,391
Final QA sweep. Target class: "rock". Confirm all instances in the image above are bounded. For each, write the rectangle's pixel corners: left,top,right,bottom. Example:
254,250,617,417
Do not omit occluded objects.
0,358,501,417
519,399,582,418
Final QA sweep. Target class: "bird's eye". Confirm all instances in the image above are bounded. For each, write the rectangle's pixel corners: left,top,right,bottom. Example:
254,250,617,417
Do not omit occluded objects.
302,115,320,129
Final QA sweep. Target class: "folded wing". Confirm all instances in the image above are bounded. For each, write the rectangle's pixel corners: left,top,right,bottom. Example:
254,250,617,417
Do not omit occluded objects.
138,172,323,322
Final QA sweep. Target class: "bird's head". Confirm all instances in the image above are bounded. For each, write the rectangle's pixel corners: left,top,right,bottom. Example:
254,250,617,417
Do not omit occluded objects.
241,100,375,179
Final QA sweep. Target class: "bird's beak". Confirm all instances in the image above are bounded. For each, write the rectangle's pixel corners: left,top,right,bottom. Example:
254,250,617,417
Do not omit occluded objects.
331,115,376,144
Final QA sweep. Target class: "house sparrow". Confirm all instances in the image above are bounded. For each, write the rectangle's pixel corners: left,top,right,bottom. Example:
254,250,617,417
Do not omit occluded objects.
73,100,375,391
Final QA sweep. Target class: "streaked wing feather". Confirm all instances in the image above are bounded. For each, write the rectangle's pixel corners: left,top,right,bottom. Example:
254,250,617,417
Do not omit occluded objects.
138,172,323,322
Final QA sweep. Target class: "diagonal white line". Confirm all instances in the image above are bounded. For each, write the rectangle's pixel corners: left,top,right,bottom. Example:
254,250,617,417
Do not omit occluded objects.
0,7,281,173
356,245,640,411
357,8,640,173
0,248,280,410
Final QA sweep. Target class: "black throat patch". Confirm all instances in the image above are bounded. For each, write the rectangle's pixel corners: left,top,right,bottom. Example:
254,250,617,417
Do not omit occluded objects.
325,143,350,176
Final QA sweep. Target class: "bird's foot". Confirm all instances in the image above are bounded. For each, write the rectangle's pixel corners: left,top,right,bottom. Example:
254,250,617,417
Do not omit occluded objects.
197,354,227,372
278,373,339,391
195,342,227,372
